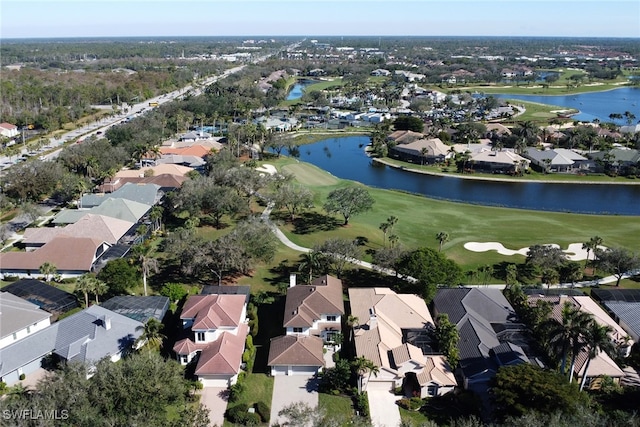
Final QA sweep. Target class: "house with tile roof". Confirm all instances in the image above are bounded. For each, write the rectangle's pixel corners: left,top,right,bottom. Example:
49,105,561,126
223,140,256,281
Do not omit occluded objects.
22,214,134,250
0,122,19,138
283,274,344,342
0,305,143,385
0,236,110,279
268,335,325,376
114,164,194,178
527,294,629,389
348,287,456,397
267,275,344,376
468,149,530,173
0,293,52,350
99,173,188,193
390,138,453,165
173,293,248,387
432,288,532,394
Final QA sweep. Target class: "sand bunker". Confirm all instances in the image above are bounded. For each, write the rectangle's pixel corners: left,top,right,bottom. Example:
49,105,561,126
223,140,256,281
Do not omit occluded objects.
255,164,277,175
464,242,606,261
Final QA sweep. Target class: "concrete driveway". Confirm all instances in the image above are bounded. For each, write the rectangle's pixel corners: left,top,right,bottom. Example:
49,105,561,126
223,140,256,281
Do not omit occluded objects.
270,375,318,426
367,387,401,427
199,387,228,427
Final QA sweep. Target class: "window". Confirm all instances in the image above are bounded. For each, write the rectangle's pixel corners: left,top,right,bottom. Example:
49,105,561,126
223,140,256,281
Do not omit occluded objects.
196,332,205,342
293,328,303,333
326,316,337,322
181,355,188,364
26,326,31,334
12,332,17,340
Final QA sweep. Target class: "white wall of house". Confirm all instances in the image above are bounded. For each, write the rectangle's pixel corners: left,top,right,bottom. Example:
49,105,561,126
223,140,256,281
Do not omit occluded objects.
270,365,321,376
198,373,236,388
0,318,51,349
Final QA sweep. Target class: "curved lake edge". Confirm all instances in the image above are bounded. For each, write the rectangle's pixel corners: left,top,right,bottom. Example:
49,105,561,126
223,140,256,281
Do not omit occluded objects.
371,157,640,186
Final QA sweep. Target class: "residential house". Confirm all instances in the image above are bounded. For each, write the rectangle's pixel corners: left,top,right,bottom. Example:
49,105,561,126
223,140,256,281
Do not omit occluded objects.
468,149,530,173
0,305,143,385
22,214,135,250
173,293,248,387
527,294,628,389
267,335,325,376
0,123,19,138
524,147,589,173
114,164,194,179
371,69,391,77
0,293,51,349
589,148,640,174
178,131,212,143
0,236,110,279
620,124,640,134
592,289,640,343
349,287,457,397
282,274,344,342
267,274,344,376
390,138,453,164
387,130,425,145
2,279,79,318
80,183,161,208
432,288,531,393
52,198,151,225
99,174,188,193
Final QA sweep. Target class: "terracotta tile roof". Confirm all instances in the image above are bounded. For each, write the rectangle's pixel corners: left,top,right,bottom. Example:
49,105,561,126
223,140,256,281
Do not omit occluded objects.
388,130,424,144
390,343,424,366
0,236,105,272
283,275,345,329
115,164,193,178
195,323,248,375
173,338,206,355
160,145,212,157
181,294,246,330
415,355,457,387
267,335,325,367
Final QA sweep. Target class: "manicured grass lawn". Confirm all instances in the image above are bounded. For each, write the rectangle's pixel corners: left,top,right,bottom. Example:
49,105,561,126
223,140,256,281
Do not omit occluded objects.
258,158,640,275
399,407,431,426
223,373,274,427
318,393,357,425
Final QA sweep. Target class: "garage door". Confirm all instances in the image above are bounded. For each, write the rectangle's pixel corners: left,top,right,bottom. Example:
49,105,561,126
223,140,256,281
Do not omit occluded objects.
367,381,395,392
290,366,318,376
271,366,288,376
199,376,229,388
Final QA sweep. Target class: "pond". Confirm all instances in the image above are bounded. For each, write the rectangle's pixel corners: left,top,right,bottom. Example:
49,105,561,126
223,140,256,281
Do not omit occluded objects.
493,87,640,124
286,80,318,101
283,136,640,215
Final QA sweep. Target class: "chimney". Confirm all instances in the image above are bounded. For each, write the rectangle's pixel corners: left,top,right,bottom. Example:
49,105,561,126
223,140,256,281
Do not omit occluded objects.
558,294,568,306
368,307,377,330
102,315,111,330
289,273,297,288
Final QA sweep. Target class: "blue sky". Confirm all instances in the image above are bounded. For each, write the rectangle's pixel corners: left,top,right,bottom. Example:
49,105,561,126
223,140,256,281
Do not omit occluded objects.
2,0,639,39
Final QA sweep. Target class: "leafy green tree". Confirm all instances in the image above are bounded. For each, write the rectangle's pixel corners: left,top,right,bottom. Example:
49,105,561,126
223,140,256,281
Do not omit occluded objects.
313,238,362,278
160,282,188,304
595,247,640,287
324,186,375,225
393,116,424,133
97,258,139,295
490,364,588,422
435,313,460,369
396,247,462,302
273,184,314,221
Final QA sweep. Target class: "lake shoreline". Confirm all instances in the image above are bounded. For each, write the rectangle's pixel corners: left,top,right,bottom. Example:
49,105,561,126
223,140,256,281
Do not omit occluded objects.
372,157,640,186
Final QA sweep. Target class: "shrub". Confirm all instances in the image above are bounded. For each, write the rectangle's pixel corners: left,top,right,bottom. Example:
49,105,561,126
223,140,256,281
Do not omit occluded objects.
354,392,370,417
244,412,261,426
396,397,423,411
228,381,245,403
226,403,249,424
245,334,254,350
254,401,270,423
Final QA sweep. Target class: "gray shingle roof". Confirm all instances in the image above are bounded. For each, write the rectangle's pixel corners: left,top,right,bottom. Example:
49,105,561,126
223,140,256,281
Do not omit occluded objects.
0,293,52,340
80,183,161,208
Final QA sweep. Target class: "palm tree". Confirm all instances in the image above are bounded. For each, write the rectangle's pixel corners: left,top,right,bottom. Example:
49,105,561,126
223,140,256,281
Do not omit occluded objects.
352,356,379,393
582,240,594,271
546,302,592,378
132,243,158,296
149,205,164,232
75,274,95,307
298,251,325,283
436,231,450,252
379,222,391,247
589,236,603,275
420,147,429,166
579,321,615,391
92,279,108,304
346,314,359,342
135,318,167,352
39,262,57,283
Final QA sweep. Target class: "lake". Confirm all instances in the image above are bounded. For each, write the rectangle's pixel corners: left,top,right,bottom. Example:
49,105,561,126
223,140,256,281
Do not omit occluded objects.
283,136,640,215
286,80,317,101
493,86,640,124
